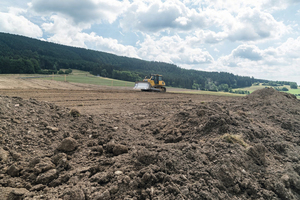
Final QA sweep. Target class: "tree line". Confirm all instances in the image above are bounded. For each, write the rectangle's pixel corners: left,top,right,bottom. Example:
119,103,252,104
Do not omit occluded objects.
1,32,296,90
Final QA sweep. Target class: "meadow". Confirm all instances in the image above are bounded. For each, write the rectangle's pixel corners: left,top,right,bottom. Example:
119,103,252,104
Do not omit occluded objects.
41,70,135,87
38,70,299,98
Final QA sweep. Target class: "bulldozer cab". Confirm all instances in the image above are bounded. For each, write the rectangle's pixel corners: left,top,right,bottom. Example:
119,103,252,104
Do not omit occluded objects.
150,74,163,86
151,75,158,84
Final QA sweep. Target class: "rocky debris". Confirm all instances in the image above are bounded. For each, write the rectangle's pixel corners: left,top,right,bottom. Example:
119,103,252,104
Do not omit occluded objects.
0,88,300,199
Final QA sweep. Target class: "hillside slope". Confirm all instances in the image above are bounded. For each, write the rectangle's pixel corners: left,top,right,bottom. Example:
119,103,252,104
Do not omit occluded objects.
0,32,265,89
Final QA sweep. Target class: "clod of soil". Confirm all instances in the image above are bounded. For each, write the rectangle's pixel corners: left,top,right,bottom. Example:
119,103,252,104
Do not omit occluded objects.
69,108,81,117
0,88,300,199
57,137,78,152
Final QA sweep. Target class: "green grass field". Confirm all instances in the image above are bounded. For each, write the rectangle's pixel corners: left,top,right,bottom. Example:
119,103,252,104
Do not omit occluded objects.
35,70,300,98
41,72,135,87
287,88,300,95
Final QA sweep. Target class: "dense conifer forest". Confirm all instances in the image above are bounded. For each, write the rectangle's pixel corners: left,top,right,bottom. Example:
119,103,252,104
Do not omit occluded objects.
0,32,293,90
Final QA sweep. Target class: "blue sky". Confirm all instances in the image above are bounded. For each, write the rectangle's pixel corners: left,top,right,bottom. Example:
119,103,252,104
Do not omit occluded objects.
1,0,300,84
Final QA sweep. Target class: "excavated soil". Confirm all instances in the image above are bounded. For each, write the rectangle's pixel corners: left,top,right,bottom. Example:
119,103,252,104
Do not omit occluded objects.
1,77,300,200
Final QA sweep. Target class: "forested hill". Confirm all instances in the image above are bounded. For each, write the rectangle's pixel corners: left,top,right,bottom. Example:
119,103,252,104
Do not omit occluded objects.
0,32,270,90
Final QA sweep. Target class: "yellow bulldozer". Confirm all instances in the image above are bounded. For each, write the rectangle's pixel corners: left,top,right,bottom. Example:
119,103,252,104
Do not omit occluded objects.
133,74,166,92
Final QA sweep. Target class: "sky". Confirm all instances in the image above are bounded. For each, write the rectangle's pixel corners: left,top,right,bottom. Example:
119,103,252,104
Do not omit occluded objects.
1,0,300,85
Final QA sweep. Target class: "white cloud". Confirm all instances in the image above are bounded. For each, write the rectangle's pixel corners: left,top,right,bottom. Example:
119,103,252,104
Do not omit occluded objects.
42,15,87,47
120,1,288,45
83,33,138,58
120,0,206,32
0,0,30,12
186,30,228,45
136,34,214,64
42,15,138,58
31,0,129,24
275,37,300,58
202,0,298,12
227,8,287,41
0,11,42,38
232,45,263,61
217,36,300,83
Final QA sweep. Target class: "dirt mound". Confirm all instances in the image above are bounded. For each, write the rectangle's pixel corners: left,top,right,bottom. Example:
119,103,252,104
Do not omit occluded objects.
1,88,300,199
247,87,296,99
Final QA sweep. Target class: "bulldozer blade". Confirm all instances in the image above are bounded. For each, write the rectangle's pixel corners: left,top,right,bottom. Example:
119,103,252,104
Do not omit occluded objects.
133,82,151,90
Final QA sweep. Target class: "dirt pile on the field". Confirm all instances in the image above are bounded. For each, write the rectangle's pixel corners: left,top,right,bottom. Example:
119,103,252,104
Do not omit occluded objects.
1,88,300,200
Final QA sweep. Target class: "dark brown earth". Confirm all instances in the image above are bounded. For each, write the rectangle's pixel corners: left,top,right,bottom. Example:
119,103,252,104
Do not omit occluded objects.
1,78,300,200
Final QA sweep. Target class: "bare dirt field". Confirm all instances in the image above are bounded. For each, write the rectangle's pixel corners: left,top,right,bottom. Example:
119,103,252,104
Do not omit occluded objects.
1,76,300,200
0,76,233,115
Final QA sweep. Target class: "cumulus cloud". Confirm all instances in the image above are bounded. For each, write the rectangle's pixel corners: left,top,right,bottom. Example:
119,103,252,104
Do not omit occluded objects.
42,15,87,47
232,45,263,61
274,37,300,58
0,0,30,11
120,0,206,32
217,37,300,83
41,15,138,58
30,0,129,24
136,34,214,64
84,33,138,58
202,0,298,12
226,8,287,41
0,11,43,38
120,1,287,45
186,30,228,45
